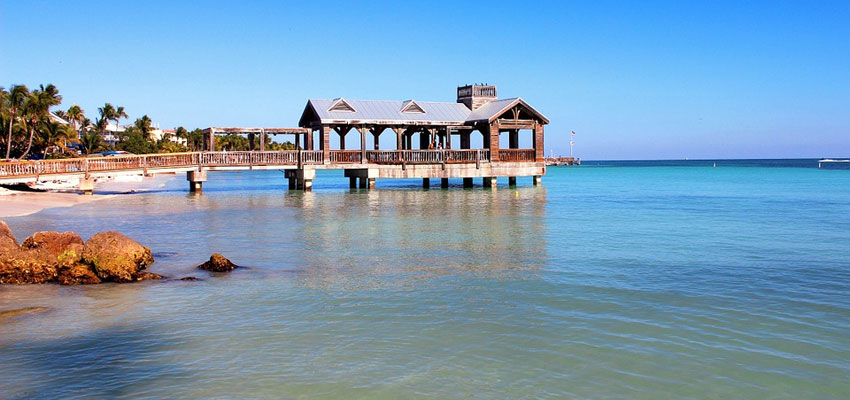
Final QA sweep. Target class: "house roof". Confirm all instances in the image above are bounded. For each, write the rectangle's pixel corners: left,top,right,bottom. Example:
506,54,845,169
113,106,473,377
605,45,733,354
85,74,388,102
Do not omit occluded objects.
300,97,549,126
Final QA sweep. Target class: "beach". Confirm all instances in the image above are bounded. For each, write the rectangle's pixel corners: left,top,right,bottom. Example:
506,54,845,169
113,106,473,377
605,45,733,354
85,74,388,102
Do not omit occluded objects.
0,174,175,218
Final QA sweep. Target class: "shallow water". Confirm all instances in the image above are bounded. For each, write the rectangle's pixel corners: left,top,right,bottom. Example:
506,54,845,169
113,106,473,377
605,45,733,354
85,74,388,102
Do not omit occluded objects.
2,162,849,399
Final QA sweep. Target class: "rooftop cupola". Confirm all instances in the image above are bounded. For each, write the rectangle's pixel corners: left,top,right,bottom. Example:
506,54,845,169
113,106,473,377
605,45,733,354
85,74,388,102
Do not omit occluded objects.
457,84,497,110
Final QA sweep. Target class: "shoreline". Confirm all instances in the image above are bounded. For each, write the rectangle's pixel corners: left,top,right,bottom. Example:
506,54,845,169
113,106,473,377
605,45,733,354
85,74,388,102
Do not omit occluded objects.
0,174,175,218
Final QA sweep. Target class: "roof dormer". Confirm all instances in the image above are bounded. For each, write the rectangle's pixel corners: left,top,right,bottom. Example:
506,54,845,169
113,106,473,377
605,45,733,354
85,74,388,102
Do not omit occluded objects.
328,98,356,112
400,100,425,114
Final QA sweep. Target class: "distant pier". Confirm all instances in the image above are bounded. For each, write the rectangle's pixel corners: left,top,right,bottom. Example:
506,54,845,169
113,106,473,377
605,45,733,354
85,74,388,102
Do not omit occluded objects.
545,157,580,166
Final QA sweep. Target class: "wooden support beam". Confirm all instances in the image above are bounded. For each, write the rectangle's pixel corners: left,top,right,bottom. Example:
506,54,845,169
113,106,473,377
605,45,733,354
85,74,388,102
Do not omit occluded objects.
509,129,519,149
489,122,500,161
534,123,545,162
321,125,331,163
359,126,367,163
393,127,403,150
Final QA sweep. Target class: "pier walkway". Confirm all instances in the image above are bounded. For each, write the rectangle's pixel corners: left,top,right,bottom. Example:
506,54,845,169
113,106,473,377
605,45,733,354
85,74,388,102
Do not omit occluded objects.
0,149,544,193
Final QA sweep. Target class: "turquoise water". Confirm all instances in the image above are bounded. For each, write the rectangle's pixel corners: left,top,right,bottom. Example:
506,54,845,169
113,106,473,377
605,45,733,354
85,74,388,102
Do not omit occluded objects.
2,162,849,399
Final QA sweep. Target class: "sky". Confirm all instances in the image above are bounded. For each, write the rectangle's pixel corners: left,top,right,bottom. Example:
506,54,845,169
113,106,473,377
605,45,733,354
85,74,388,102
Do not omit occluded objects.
1,0,848,159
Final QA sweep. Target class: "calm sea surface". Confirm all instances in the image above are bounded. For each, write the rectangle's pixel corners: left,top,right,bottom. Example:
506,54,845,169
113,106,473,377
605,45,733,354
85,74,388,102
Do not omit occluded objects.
1,159,849,399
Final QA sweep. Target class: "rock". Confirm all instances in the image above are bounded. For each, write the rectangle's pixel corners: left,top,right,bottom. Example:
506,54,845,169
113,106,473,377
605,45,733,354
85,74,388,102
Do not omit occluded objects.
81,231,154,283
57,263,101,285
198,253,239,272
180,276,200,281
0,221,18,253
0,248,59,284
134,272,164,281
21,231,84,257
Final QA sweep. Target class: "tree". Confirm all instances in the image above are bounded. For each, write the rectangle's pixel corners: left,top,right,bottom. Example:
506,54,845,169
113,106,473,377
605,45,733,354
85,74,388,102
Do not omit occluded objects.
117,126,154,154
37,120,73,157
79,130,103,155
4,84,28,159
134,115,153,140
19,84,62,160
175,126,189,149
66,104,85,138
97,103,127,132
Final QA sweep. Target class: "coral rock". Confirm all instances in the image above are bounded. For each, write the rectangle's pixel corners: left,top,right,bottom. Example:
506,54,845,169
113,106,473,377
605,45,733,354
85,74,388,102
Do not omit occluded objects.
198,253,239,272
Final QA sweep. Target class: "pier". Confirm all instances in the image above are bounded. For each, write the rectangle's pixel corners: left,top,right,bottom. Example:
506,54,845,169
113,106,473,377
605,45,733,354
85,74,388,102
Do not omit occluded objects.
0,84,549,193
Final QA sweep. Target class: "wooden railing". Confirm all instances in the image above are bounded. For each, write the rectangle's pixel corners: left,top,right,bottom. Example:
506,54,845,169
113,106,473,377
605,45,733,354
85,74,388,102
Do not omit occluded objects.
329,150,361,163
301,150,323,165
498,149,536,162
0,148,533,179
364,150,491,165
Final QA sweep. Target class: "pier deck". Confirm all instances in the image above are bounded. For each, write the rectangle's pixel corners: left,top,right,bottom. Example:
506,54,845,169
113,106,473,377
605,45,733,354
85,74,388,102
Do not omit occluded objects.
0,150,545,193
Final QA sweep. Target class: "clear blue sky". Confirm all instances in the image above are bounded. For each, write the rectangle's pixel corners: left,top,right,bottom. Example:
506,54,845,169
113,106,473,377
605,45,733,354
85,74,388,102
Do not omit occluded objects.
2,0,848,159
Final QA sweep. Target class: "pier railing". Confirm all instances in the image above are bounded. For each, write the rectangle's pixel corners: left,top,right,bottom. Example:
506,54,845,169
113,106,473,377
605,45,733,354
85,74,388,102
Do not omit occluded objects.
329,150,362,164
0,148,528,179
498,149,535,162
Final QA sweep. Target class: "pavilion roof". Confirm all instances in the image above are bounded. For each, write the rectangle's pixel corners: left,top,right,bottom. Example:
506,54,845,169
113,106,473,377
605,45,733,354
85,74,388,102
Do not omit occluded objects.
300,97,549,126
303,98,471,125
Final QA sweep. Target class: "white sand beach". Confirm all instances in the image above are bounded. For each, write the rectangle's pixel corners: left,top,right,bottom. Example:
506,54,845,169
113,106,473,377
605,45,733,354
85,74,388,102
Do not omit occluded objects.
0,174,175,218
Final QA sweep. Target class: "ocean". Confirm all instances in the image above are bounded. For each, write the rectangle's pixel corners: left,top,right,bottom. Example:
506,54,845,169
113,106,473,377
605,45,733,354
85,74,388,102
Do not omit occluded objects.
1,159,849,399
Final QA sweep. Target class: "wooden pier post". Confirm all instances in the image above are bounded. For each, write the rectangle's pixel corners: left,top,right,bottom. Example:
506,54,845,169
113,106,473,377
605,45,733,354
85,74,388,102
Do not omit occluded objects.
441,178,449,188
508,177,517,186
422,178,430,188
533,175,542,186
463,177,473,188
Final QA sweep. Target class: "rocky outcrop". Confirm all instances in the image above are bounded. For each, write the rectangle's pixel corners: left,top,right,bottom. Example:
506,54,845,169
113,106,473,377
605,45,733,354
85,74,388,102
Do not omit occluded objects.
0,221,18,252
0,247,60,284
21,231,84,256
198,253,239,272
0,223,158,285
82,231,155,283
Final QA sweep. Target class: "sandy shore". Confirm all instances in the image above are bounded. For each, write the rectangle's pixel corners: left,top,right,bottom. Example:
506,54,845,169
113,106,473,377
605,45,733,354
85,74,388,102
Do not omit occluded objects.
0,174,175,218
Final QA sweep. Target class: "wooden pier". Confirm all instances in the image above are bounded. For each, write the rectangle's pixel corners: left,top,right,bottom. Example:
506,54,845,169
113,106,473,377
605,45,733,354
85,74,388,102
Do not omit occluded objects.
0,84,550,193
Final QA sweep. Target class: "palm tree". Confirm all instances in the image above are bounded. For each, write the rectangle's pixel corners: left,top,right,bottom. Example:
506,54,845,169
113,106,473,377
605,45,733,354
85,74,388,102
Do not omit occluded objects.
175,126,189,149
134,115,153,140
37,120,72,157
4,84,28,159
94,117,108,133
19,84,62,160
66,104,85,139
79,130,103,155
113,106,128,127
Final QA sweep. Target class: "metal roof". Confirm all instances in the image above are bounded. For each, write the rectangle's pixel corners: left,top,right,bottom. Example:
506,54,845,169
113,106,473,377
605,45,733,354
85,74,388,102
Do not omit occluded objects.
465,98,520,122
465,97,550,124
301,97,549,125
306,98,472,125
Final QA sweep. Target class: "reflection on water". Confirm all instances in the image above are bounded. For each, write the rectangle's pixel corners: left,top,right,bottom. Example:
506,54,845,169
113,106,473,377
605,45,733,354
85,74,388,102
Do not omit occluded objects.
285,188,548,289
